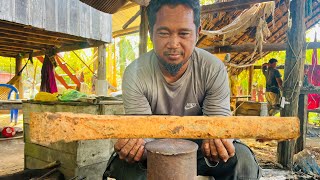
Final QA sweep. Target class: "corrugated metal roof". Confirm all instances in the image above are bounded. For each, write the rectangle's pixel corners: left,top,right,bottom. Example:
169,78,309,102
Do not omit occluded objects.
80,0,128,14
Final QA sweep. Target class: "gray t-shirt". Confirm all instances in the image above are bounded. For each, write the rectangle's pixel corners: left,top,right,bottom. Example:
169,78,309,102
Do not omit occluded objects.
122,47,231,117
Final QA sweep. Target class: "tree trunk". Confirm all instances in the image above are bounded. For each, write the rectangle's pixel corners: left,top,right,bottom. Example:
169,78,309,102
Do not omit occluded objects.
139,6,148,55
277,0,306,169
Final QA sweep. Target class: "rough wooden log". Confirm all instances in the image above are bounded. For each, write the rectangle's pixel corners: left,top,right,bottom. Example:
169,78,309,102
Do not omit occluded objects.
30,112,300,146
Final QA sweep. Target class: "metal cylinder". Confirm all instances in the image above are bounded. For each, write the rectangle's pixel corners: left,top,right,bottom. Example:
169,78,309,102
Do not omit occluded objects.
260,102,268,116
145,139,198,180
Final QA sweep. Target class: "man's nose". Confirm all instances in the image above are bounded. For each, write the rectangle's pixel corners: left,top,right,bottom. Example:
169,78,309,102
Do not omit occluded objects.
167,35,180,49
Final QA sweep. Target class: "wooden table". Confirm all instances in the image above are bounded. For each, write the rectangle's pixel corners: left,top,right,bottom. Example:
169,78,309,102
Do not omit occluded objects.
23,100,124,179
0,100,22,110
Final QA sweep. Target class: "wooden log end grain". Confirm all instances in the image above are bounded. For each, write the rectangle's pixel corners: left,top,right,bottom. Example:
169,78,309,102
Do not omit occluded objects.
29,112,300,146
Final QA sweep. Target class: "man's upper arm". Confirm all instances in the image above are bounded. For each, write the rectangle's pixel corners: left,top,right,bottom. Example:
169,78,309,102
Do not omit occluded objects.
275,69,282,78
122,68,152,115
262,66,268,77
202,65,231,116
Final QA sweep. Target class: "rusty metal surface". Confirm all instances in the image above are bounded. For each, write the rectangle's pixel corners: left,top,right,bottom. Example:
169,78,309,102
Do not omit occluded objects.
146,139,198,180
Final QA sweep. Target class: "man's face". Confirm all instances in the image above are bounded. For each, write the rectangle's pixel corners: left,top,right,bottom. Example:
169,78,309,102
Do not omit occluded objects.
151,4,200,75
270,62,277,68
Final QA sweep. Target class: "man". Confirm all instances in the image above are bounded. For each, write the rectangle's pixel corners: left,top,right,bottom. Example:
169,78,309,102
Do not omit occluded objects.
262,58,283,116
104,0,261,179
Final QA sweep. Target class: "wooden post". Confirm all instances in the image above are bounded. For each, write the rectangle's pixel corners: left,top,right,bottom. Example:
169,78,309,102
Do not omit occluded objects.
296,94,308,153
96,44,107,96
277,0,306,168
15,55,23,99
139,6,148,55
248,66,254,96
93,47,99,73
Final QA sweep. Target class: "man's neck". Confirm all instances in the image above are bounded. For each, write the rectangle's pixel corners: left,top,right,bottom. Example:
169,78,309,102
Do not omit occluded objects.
160,60,190,83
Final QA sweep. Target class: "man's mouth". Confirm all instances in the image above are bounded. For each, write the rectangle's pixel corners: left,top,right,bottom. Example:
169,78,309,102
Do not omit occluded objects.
167,54,180,59
164,51,184,60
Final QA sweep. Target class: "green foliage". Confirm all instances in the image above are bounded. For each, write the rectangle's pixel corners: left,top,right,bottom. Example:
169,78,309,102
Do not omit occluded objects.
147,35,154,51
118,36,136,76
58,48,95,87
309,113,320,125
199,0,217,5
0,57,15,73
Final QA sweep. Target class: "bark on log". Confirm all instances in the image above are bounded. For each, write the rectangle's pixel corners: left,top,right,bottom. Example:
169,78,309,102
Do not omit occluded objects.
30,112,300,146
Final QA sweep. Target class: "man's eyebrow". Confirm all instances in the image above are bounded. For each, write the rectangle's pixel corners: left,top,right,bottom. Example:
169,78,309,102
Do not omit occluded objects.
179,28,192,32
156,27,170,31
155,27,193,32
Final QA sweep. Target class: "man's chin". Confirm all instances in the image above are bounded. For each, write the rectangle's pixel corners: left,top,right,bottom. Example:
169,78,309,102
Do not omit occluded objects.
162,58,183,65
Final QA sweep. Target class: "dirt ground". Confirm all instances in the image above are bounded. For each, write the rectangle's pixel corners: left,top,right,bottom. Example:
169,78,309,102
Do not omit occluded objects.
0,138,24,176
243,124,320,179
242,124,320,168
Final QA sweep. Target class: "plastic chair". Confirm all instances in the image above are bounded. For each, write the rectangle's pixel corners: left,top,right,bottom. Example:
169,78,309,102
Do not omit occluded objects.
0,84,19,123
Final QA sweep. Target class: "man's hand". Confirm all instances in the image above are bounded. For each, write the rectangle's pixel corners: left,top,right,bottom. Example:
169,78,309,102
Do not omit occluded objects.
114,138,146,163
201,139,235,163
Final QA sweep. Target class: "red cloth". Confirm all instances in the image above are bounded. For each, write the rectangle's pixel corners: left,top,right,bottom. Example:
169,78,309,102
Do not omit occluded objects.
307,47,320,109
40,55,58,93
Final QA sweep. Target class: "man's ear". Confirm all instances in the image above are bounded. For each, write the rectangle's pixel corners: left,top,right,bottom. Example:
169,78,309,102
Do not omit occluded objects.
196,26,201,42
197,25,202,35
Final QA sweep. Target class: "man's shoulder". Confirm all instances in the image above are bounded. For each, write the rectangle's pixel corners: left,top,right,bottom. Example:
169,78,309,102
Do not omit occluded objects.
271,68,281,74
125,50,155,74
193,47,225,70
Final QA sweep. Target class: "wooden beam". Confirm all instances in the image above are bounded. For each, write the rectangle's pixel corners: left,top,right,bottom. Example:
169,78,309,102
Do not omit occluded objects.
0,32,69,46
22,42,104,58
0,29,75,44
277,0,306,169
201,0,276,14
0,21,85,42
29,112,300,146
0,42,39,51
204,42,320,54
254,65,284,69
130,0,149,6
248,66,254,95
119,2,137,11
0,39,49,50
139,6,148,55
15,56,23,99
122,9,141,30
0,46,34,53
0,52,17,57
72,51,95,74
113,26,140,38
0,47,28,53
96,44,107,96
296,94,308,153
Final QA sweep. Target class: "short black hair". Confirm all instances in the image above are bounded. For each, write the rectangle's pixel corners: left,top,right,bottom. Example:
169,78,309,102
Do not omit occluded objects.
269,58,278,64
146,0,201,33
